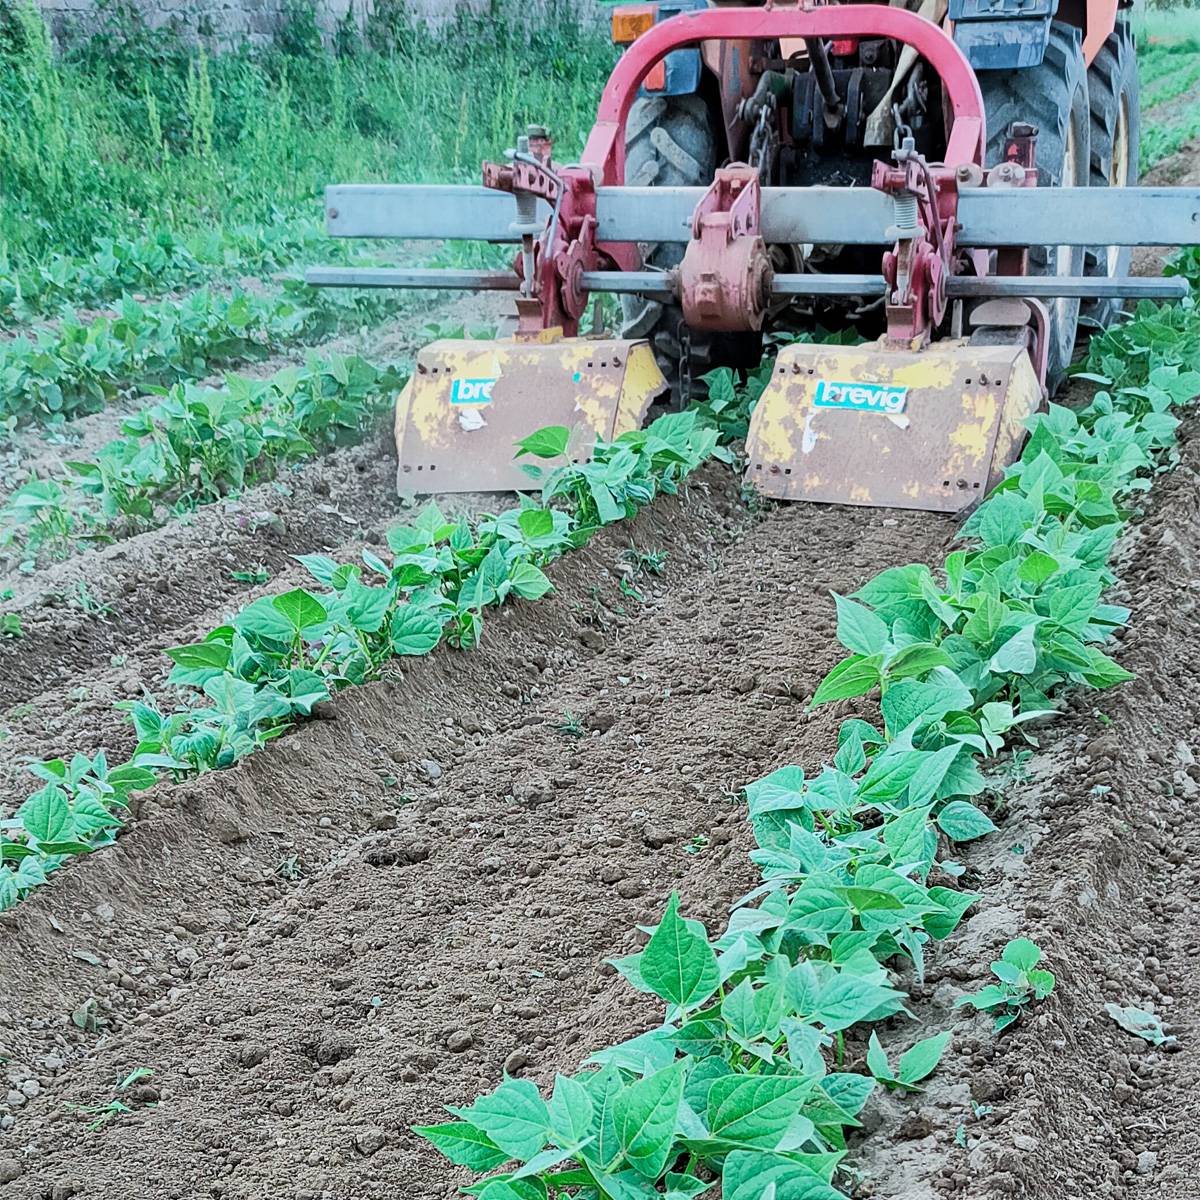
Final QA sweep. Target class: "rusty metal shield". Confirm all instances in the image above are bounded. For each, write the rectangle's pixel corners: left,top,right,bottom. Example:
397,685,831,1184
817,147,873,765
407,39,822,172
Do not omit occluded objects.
743,337,1042,513
393,336,666,494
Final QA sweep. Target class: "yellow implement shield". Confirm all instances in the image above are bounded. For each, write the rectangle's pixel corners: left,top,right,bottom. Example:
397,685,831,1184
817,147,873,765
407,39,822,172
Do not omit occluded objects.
394,336,666,494
744,338,1042,513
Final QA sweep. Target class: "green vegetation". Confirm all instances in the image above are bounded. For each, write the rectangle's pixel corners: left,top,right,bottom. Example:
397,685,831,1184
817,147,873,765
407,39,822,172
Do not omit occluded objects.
955,938,1056,1034
0,408,720,909
0,0,614,267
0,281,392,432
410,284,1200,1195
1,353,400,565
0,219,322,325
1139,20,1200,171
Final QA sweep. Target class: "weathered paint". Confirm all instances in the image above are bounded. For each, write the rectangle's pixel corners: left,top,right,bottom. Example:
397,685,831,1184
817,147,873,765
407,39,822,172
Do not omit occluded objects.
393,336,666,494
743,338,1041,513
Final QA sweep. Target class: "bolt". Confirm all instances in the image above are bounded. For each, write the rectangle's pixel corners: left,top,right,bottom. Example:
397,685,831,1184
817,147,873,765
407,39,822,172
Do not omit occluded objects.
327,207,339,220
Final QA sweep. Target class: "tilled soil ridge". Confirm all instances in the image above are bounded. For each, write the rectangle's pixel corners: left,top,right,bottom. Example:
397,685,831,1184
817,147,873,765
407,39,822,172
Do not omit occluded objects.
0,487,954,1197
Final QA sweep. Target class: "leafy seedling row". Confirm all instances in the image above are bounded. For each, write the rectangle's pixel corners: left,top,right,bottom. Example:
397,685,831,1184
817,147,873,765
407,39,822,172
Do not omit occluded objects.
0,409,725,909
0,271,399,433
0,215,324,327
0,352,403,568
410,296,1200,1200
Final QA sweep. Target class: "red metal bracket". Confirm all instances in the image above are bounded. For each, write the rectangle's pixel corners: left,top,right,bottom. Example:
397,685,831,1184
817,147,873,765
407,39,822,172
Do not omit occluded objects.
873,150,959,345
680,166,772,331
482,134,615,338
487,5,988,339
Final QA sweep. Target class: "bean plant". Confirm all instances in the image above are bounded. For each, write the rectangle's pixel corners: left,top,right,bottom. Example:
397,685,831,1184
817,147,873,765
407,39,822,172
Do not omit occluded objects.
0,409,719,908
412,330,1200,1195
0,278,394,432
0,353,400,565
0,217,323,326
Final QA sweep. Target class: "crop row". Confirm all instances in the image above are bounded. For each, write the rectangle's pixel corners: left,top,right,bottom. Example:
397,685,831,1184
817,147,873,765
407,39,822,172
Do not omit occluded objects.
0,412,723,910
413,311,1199,1198
0,217,324,327
0,276,396,433
0,352,402,568
1,294,1196,1192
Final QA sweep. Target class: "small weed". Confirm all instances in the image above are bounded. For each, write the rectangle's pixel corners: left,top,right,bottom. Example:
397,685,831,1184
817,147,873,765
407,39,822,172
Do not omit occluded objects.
1003,748,1034,783
623,545,667,576
1092,708,1113,727
955,938,1055,1033
684,834,710,856
274,854,304,881
66,1067,155,1131
231,565,270,584
554,711,585,738
617,575,643,602
72,580,113,618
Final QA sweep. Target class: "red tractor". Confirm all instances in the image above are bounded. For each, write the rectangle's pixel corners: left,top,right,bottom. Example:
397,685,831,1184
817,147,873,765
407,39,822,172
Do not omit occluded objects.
308,1,1195,513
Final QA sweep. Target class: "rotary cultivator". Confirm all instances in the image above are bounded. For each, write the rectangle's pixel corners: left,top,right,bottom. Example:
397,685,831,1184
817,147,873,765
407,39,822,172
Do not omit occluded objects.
308,0,1200,513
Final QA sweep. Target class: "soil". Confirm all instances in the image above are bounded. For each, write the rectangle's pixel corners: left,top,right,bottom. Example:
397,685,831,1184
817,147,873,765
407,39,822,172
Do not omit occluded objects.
1,141,1199,1200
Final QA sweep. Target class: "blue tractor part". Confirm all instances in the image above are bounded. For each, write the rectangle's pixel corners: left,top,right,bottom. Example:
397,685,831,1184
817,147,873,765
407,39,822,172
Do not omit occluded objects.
948,0,1058,70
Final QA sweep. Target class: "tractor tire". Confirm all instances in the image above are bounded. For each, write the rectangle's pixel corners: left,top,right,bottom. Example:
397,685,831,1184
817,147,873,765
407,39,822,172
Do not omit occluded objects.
977,22,1090,393
620,94,718,405
1082,20,1141,328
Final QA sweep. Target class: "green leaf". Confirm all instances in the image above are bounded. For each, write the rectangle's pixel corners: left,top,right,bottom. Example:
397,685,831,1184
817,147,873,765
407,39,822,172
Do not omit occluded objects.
989,626,1037,676
477,1180,547,1200
936,801,997,842
515,425,570,459
640,893,720,1011
583,1063,624,1169
548,1074,594,1147
706,1075,812,1149
165,642,231,671
413,1121,509,1170
866,1031,894,1082
1017,550,1059,586
721,1149,843,1200
897,1030,952,1086
450,1077,550,1163
810,655,882,706
390,604,444,655
19,785,71,844
509,562,553,601
833,593,889,656
884,643,954,681
923,887,979,940
908,745,962,806
517,508,554,540
1001,937,1042,972
615,1060,686,1179
744,766,806,816
271,588,328,634
810,975,904,1033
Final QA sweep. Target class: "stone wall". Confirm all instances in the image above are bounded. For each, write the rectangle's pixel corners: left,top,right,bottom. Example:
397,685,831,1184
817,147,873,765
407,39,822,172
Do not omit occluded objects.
34,0,528,49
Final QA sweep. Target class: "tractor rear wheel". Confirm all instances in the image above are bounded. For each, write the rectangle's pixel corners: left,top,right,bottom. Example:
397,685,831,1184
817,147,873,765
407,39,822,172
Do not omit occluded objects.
620,94,718,405
1083,20,1141,328
977,22,1090,393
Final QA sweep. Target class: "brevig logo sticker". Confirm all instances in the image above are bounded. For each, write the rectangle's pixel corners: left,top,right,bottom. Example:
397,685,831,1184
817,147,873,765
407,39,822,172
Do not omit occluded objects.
450,377,498,406
814,380,908,415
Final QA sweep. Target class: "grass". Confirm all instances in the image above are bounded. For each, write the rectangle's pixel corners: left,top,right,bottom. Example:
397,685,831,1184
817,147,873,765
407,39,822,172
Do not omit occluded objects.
0,0,614,267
